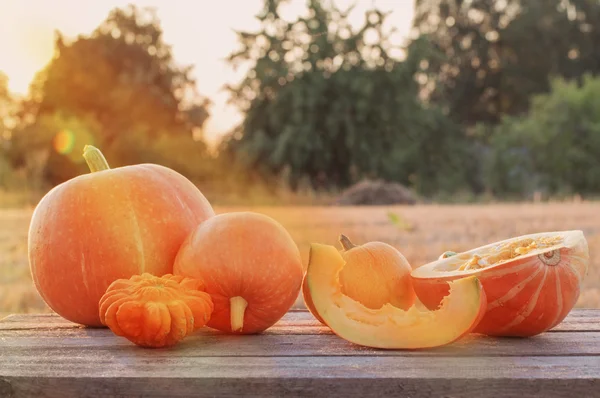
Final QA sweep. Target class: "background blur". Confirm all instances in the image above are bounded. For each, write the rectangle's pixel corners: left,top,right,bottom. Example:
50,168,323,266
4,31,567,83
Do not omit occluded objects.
1,0,599,316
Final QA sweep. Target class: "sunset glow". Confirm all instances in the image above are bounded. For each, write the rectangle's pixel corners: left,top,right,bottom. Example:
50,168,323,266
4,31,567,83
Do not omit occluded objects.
0,0,413,143
53,130,75,155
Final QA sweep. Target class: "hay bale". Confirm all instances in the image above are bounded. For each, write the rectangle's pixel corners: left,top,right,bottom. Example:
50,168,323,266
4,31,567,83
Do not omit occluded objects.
334,179,417,206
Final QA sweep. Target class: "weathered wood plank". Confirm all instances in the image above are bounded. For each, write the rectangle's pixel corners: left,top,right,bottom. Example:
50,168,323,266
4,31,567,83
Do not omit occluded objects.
258,308,600,333
1,356,599,398
1,310,599,397
2,378,599,398
0,324,333,336
1,329,600,357
2,309,599,332
7,351,596,379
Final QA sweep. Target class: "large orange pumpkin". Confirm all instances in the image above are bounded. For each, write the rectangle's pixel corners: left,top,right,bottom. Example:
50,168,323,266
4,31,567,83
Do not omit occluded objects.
411,230,589,336
29,145,214,326
174,212,303,334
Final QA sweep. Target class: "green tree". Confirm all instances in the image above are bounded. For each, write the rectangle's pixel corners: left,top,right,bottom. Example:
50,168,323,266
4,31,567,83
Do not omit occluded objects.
226,0,471,194
484,75,600,197
413,0,600,126
0,72,14,188
0,72,10,139
10,5,211,184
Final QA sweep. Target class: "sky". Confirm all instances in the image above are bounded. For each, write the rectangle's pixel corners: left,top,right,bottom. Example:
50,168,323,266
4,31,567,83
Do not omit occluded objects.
0,0,414,144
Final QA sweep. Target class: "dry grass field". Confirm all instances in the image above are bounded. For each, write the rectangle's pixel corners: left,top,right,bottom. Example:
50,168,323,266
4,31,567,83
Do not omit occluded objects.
1,202,599,319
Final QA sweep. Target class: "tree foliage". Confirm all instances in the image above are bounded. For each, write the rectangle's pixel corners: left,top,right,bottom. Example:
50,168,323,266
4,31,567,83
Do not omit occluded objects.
9,5,211,184
0,72,11,139
0,72,15,188
4,1,600,202
483,75,600,197
225,0,471,194
413,0,600,126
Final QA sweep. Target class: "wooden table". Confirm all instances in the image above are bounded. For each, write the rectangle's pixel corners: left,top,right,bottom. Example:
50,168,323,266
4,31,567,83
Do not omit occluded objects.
1,309,599,397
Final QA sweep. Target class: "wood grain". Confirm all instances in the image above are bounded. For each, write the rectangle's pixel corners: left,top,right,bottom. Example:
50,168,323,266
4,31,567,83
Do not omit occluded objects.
2,329,600,357
1,310,599,398
1,357,598,398
2,308,599,332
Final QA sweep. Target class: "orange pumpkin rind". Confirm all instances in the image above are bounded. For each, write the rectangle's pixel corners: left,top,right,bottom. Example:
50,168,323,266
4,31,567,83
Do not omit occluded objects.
99,273,214,347
411,230,589,337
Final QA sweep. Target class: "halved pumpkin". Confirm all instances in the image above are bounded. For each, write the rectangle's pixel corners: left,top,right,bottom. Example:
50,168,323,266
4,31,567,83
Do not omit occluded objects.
411,230,589,337
306,243,486,349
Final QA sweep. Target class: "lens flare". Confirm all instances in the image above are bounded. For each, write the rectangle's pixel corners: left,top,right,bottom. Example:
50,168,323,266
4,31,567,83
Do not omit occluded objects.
53,130,75,154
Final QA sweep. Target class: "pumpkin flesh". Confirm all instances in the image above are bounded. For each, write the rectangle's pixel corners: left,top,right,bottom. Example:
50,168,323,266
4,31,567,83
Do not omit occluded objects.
411,230,589,336
337,235,416,310
302,235,416,325
306,243,486,349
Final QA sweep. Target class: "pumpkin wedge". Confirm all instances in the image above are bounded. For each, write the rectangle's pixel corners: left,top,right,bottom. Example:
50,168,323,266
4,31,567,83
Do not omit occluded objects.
306,243,486,349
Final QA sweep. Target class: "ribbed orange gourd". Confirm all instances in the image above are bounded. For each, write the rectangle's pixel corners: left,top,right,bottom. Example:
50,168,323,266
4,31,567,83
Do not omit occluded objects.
303,235,416,324
99,273,214,347
28,146,214,326
174,212,303,334
411,231,589,336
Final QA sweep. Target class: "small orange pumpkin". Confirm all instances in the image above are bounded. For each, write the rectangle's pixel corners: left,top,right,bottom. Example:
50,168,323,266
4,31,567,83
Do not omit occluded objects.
303,235,416,324
174,212,303,334
99,273,214,347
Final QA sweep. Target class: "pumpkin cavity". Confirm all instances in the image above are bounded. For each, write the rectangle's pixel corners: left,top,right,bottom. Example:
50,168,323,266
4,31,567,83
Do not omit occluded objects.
440,235,565,272
411,230,588,336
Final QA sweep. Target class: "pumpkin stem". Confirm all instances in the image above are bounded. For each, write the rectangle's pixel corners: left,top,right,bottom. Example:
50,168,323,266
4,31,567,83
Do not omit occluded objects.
83,145,110,173
230,296,248,332
339,234,356,251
